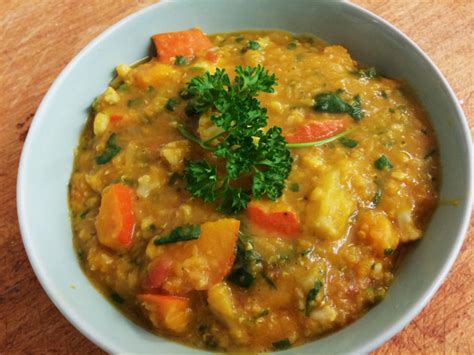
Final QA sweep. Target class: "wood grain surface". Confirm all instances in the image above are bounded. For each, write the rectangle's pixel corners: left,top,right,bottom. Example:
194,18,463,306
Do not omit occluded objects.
0,0,472,353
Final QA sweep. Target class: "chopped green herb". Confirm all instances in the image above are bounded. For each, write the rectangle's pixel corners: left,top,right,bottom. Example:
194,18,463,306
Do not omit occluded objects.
127,98,141,107
388,108,396,113
313,91,364,121
262,273,277,289
79,208,90,219
117,83,129,92
175,55,188,66
305,280,323,315
353,66,378,80
165,98,179,112
235,36,244,43
95,133,121,165
154,224,201,245
339,137,358,148
384,248,394,256
77,250,84,260
227,268,255,288
372,188,382,206
287,42,297,50
289,182,300,192
111,292,125,304
374,155,393,170
351,95,364,121
148,224,157,232
272,338,291,350
147,85,155,93
228,234,263,288
379,90,388,99
247,40,260,50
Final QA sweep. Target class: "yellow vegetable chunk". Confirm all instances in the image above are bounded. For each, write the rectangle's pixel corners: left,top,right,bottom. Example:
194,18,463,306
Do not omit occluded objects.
357,210,399,256
305,170,355,239
208,282,249,344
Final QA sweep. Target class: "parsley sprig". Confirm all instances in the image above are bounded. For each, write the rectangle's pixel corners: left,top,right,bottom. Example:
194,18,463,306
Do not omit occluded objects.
179,66,292,213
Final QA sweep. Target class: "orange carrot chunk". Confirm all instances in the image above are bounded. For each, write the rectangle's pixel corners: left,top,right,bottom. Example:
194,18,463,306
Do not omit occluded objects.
285,119,348,143
138,294,192,333
95,183,135,251
152,28,213,63
246,202,300,238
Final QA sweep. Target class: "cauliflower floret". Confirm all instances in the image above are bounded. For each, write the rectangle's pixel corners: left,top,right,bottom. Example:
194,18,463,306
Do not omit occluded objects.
93,112,109,136
102,87,120,105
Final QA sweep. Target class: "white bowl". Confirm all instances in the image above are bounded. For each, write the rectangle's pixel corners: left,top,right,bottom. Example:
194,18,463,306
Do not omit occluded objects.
17,0,473,353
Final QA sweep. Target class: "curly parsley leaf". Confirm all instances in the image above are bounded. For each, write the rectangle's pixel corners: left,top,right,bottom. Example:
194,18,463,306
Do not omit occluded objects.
180,66,290,214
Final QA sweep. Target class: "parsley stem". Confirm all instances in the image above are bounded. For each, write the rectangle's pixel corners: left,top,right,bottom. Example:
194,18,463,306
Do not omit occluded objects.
286,129,354,149
177,126,214,151
203,130,226,144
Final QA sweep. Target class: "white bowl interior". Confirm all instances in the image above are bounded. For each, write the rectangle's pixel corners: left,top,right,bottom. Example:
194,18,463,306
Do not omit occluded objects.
17,0,473,353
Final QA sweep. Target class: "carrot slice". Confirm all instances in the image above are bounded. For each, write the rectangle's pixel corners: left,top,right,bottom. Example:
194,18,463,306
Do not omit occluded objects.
95,184,135,251
151,218,240,295
109,114,122,123
246,201,300,238
152,28,213,63
285,119,348,143
138,294,191,333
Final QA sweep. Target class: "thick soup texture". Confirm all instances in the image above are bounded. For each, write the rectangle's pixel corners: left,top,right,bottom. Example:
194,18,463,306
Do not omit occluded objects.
69,30,439,352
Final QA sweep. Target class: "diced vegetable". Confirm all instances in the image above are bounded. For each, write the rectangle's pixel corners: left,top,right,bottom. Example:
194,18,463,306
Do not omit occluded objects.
93,112,109,136
285,119,348,143
142,258,173,290
152,28,213,63
95,184,135,251
306,170,355,239
246,201,300,238
138,294,191,333
151,219,240,294
357,210,399,256
207,282,249,344
102,87,120,104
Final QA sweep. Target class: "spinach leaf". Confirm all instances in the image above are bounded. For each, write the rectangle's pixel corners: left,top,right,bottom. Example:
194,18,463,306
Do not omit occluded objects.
305,280,323,315
374,155,393,170
95,133,121,165
154,224,201,245
339,137,358,148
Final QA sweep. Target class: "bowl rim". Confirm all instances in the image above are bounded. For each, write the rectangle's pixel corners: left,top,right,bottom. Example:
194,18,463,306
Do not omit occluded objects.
16,0,473,353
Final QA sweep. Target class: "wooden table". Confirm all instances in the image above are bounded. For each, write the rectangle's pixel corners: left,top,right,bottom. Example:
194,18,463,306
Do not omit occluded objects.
1,0,472,353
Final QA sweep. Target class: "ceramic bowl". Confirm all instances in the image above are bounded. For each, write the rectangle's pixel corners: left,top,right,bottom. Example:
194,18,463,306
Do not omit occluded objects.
17,0,473,353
